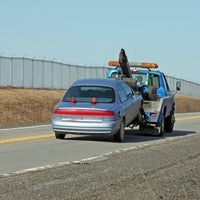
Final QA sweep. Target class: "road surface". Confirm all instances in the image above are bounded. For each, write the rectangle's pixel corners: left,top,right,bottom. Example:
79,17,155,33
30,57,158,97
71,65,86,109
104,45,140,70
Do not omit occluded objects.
0,113,200,199
0,113,199,175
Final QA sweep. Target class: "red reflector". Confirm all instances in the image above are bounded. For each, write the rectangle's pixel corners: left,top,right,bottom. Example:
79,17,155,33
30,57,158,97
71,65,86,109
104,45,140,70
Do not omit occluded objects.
70,97,76,103
91,97,97,104
150,113,157,117
53,109,115,116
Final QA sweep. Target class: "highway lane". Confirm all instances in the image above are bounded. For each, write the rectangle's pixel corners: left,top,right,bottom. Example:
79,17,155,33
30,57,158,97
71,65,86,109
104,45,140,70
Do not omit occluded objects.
0,113,200,175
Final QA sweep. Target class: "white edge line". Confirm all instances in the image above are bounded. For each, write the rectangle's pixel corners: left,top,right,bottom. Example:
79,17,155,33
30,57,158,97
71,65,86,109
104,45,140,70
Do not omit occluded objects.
0,124,51,132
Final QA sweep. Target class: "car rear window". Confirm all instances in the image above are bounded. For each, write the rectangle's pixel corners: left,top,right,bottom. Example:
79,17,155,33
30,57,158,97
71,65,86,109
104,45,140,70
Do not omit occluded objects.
62,86,115,103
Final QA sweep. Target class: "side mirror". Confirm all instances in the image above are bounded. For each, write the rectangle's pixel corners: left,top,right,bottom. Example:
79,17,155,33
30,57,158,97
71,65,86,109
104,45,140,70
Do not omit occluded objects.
176,81,181,91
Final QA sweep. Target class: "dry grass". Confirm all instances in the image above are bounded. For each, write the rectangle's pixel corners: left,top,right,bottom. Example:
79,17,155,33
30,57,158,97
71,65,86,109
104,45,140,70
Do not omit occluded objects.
0,87,65,127
0,88,200,127
175,93,200,113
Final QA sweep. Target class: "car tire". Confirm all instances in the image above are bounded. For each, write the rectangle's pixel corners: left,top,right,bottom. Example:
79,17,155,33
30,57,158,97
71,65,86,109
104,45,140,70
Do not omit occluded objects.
55,132,65,139
113,119,125,142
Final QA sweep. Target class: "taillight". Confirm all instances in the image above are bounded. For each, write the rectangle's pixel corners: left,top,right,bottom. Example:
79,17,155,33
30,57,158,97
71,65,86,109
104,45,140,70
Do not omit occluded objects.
150,113,157,117
53,109,115,116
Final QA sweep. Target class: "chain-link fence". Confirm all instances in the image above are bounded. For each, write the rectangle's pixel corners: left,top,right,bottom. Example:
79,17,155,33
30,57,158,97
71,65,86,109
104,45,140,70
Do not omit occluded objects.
0,56,200,97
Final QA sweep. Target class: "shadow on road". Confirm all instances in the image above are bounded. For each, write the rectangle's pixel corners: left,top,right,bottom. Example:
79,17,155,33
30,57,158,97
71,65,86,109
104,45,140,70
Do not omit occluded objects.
124,129,197,143
61,129,197,143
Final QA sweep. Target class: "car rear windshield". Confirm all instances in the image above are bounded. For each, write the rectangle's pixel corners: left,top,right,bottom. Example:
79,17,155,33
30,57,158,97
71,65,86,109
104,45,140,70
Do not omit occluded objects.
62,86,115,103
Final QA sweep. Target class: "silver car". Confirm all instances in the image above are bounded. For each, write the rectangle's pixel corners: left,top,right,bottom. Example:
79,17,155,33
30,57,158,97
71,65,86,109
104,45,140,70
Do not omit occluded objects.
52,78,142,142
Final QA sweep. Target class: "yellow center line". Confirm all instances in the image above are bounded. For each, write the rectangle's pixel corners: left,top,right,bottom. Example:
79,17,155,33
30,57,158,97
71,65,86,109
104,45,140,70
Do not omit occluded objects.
176,116,200,121
1,115,200,144
0,133,54,144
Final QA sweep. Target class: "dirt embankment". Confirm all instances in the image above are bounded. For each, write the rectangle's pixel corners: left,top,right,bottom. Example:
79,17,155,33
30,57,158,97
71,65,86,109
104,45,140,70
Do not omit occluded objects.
0,88,200,127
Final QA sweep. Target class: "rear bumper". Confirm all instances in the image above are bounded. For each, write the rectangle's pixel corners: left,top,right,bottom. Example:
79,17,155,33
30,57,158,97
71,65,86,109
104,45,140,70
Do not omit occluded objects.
52,120,120,135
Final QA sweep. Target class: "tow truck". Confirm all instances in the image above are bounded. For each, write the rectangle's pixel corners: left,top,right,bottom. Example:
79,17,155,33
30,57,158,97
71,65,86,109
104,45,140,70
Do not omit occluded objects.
107,61,181,136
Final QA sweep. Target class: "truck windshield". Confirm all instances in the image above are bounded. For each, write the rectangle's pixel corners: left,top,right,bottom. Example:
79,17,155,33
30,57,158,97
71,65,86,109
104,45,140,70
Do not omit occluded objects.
131,72,160,88
131,72,147,85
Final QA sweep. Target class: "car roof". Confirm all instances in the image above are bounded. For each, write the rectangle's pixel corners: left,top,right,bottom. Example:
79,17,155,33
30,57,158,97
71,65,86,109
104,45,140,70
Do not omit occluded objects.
72,78,123,87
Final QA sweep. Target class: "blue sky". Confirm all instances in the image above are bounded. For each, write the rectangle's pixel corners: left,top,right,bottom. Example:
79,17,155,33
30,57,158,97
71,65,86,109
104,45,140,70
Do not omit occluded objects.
0,0,200,83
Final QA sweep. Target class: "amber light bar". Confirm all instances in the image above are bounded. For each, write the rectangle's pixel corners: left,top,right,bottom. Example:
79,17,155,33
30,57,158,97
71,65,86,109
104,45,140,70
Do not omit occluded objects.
108,60,158,69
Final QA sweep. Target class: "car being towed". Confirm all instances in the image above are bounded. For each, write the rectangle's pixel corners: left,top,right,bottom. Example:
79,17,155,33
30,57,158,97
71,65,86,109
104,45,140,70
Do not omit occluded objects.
52,78,143,142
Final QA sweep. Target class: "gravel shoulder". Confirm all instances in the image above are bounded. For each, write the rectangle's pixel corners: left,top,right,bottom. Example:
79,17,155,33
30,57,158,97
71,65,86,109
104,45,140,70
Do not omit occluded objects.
1,133,200,200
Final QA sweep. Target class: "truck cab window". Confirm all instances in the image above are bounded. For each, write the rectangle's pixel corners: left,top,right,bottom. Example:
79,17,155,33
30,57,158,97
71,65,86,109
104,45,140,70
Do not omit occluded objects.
148,74,160,88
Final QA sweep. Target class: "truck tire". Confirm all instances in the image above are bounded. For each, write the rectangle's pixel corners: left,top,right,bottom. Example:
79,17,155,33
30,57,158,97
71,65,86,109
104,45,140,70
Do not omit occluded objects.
164,113,175,133
55,132,65,139
113,120,125,142
157,116,165,137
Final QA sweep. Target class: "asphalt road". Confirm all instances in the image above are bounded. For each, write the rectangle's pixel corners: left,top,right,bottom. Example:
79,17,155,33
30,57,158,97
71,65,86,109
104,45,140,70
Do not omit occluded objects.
0,112,200,176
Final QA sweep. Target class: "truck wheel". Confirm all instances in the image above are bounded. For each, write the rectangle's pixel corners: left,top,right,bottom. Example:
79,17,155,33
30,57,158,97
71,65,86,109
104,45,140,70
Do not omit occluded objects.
55,132,65,139
157,117,165,137
113,120,125,142
164,114,175,133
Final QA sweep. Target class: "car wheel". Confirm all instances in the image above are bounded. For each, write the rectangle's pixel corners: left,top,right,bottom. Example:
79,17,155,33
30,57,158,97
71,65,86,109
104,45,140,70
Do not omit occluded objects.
55,132,65,139
113,120,125,142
